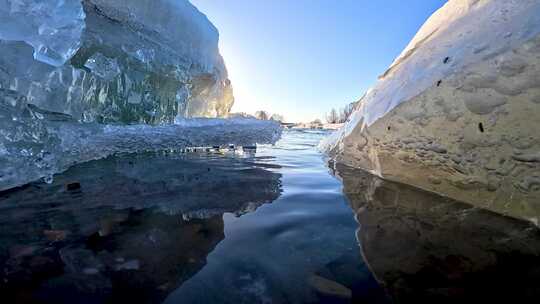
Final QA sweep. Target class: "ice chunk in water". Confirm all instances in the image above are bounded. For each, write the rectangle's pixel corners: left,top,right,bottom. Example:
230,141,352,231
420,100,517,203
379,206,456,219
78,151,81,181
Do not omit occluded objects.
0,97,282,191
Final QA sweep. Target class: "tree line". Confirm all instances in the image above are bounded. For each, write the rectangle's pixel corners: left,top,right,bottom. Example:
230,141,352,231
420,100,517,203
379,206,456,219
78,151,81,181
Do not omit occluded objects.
326,102,356,124
230,111,285,122
254,111,284,122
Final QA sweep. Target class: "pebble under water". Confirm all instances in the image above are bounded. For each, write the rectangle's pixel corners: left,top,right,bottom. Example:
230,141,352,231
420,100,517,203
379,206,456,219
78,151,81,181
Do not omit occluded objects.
1,130,540,303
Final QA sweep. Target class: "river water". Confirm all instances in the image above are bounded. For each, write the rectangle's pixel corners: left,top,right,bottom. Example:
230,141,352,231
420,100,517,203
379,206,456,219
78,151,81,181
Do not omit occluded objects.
1,129,540,303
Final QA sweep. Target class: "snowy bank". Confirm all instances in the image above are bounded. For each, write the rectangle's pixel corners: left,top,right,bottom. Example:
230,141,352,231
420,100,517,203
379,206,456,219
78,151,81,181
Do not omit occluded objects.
324,0,540,222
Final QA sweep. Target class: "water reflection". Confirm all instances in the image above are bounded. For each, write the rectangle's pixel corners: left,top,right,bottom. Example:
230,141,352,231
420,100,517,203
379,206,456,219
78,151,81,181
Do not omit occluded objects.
335,163,540,303
9,129,537,303
164,131,390,304
0,152,281,303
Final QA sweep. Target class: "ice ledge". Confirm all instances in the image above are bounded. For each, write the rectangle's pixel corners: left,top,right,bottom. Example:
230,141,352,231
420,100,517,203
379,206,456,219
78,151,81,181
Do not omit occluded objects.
0,103,282,191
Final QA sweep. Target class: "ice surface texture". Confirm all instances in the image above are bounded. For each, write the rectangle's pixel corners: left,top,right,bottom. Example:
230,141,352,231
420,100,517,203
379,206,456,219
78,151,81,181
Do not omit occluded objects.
0,95,282,191
0,0,233,123
0,0,281,191
0,0,86,67
322,0,540,152
321,0,540,221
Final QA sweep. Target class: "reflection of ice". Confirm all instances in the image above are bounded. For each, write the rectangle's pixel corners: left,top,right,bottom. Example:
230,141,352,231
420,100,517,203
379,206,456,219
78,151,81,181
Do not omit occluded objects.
336,164,540,302
1,151,282,216
0,152,282,302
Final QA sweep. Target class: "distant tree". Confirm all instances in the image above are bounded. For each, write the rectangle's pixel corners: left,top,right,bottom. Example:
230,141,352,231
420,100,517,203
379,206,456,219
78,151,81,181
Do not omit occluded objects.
270,114,285,122
339,103,355,123
229,112,255,119
310,119,323,129
326,108,339,124
338,110,346,123
254,110,269,120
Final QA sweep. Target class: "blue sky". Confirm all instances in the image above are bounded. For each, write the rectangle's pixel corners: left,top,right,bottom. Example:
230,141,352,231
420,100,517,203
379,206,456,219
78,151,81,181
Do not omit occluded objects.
191,0,447,122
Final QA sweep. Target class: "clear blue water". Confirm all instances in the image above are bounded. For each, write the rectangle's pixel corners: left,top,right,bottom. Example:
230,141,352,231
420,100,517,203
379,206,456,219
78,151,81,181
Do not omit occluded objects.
164,130,388,303
0,129,388,303
1,129,540,303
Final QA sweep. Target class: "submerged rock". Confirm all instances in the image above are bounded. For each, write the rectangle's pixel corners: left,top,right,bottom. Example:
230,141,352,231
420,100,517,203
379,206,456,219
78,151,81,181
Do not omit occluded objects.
308,275,352,299
323,0,540,221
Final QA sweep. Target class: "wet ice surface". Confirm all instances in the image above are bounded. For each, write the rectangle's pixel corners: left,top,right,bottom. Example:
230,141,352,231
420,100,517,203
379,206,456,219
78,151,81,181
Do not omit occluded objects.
1,130,540,303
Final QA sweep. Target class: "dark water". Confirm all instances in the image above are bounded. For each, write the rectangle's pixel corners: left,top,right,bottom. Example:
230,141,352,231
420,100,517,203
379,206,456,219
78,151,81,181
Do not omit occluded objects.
1,130,540,303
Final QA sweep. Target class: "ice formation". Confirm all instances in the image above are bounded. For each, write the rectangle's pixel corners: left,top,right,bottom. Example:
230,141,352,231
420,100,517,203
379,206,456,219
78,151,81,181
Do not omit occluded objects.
0,0,281,191
0,94,282,191
0,0,233,123
324,0,540,221
0,0,86,67
323,0,540,150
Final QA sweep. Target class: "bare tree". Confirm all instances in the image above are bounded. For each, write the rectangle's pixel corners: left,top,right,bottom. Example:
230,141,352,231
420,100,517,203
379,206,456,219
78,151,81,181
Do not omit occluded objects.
228,112,255,119
338,109,346,124
338,103,355,123
310,118,323,129
254,110,269,120
326,108,339,124
270,113,284,122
